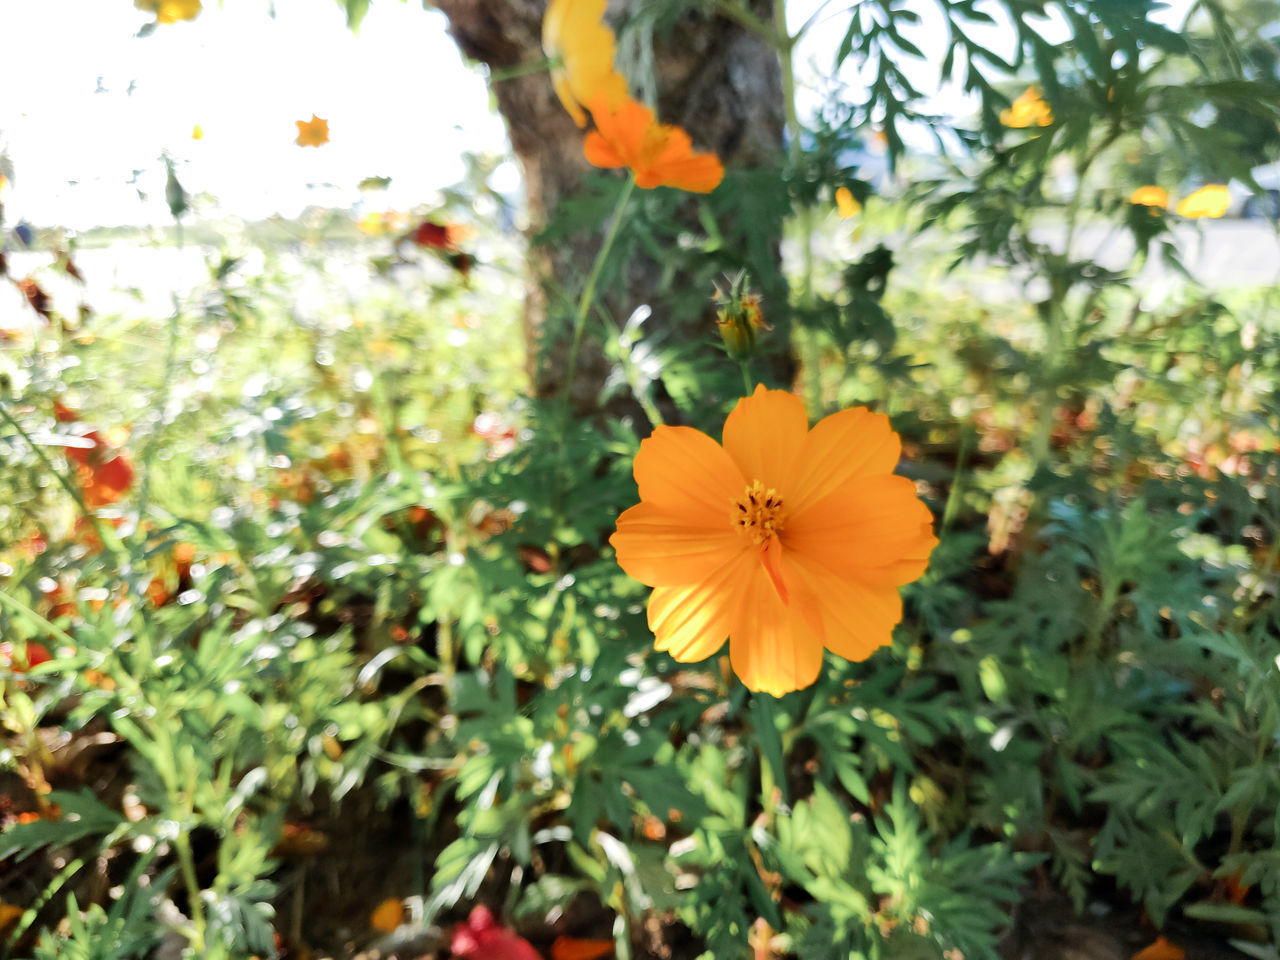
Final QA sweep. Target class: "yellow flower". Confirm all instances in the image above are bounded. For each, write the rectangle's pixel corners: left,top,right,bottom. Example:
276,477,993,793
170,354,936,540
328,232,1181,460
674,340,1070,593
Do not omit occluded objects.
1001,86,1053,128
191,124,204,140
1176,184,1230,219
584,93,723,193
542,0,628,128
835,186,862,218
295,115,330,148
1129,185,1168,209
135,0,202,23
357,211,408,235
610,386,938,696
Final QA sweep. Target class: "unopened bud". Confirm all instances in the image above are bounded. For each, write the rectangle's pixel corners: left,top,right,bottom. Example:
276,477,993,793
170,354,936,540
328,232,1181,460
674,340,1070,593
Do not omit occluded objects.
713,272,770,360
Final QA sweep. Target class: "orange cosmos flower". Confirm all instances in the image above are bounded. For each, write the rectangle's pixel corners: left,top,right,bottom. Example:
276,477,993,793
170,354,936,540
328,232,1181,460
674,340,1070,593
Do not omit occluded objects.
584,94,723,193
1000,86,1053,128
542,0,628,127
295,115,330,147
610,386,937,696
1129,185,1168,209
1176,184,1230,219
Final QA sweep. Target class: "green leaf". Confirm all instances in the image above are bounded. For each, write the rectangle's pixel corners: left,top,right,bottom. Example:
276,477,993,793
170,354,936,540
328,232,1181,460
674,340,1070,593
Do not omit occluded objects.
343,0,371,31
1184,902,1273,925
0,789,125,862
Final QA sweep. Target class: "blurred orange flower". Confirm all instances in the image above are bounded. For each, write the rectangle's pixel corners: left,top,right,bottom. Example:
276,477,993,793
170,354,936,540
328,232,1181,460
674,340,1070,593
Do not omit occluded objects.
835,186,862,218
369,897,403,933
1176,184,1230,219
610,386,937,696
55,403,135,508
552,935,615,960
1129,185,1168,209
584,94,723,193
0,902,22,936
135,0,202,23
1131,936,1185,960
542,0,628,127
295,115,330,148
1001,86,1053,128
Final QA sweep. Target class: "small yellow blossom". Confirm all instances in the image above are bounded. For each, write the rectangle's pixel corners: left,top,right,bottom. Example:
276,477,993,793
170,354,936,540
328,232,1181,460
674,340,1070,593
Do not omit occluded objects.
1176,184,1230,219
1129,185,1168,209
357,211,408,235
835,186,862,218
191,124,204,140
295,115,330,148
135,0,202,23
1001,86,1053,128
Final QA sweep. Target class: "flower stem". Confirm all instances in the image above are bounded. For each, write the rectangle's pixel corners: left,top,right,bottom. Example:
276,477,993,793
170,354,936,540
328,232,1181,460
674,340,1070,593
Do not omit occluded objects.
563,176,637,405
488,56,557,84
738,359,754,397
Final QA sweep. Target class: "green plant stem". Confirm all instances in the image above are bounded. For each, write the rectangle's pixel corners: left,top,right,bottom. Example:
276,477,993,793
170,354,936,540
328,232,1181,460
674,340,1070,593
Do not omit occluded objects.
0,400,124,557
940,426,972,536
488,56,557,84
563,176,637,403
753,694,782,825
135,301,182,526
738,359,754,396
0,588,79,648
174,830,207,951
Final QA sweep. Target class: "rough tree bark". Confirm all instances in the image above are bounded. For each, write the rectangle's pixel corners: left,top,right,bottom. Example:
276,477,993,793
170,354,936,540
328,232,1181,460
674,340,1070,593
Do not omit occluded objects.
433,0,791,422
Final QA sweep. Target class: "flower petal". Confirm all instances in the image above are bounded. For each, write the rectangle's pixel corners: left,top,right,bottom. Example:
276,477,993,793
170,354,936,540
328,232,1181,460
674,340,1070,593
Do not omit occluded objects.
543,0,627,127
728,559,825,696
785,474,937,583
790,552,903,662
721,386,807,494
647,550,754,661
611,501,744,587
790,406,900,507
632,425,743,519
584,130,625,168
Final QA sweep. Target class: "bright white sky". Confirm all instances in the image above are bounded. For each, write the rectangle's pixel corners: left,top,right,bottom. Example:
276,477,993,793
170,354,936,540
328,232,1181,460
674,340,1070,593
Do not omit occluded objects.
0,0,509,229
0,0,1194,231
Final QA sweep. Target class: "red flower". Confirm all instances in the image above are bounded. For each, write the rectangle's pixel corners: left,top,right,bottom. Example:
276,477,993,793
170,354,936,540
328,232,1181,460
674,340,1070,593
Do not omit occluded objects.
0,641,52,672
414,220,456,250
54,403,135,507
451,906,539,960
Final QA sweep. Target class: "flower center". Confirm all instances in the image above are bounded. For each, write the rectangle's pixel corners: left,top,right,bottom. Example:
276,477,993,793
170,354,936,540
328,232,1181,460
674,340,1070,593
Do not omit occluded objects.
733,480,785,546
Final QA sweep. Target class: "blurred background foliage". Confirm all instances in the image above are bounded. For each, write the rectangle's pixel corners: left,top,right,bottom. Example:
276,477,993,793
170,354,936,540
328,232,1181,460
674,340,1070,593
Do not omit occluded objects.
3,1,1280,959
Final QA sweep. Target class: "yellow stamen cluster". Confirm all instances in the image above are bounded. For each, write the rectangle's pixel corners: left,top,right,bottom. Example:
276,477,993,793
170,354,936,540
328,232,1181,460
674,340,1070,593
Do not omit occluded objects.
733,480,785,545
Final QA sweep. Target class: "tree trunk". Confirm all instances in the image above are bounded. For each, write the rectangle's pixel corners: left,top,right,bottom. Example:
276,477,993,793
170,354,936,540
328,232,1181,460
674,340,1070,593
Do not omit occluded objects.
434,0,791,423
